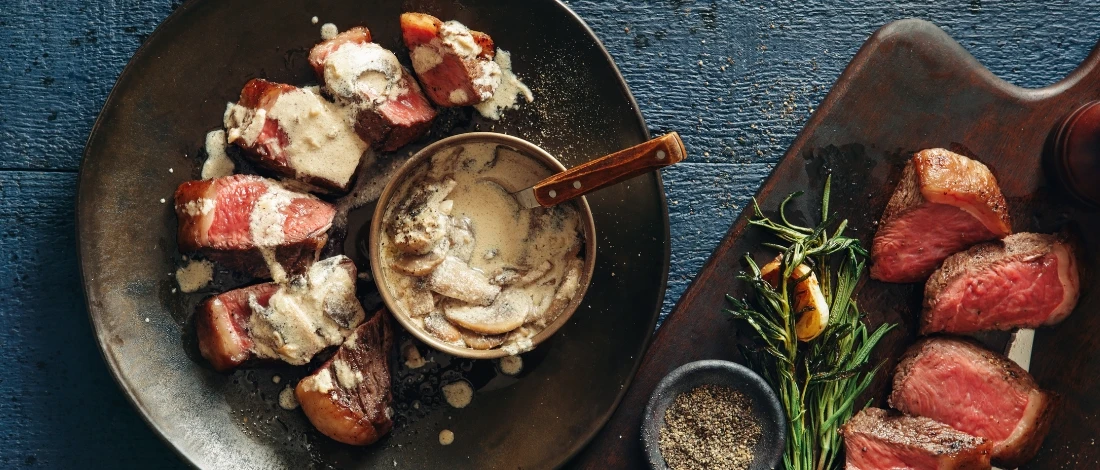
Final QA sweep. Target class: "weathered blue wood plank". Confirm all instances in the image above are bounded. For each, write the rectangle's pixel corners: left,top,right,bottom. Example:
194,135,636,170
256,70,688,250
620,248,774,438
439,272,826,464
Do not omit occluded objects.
569,0,1100,166
0,0,176,171
663,162,770,314
0,172,186,468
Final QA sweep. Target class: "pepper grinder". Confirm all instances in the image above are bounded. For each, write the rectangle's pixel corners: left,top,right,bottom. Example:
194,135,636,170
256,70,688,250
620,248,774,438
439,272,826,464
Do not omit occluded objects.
1047,100,1100,209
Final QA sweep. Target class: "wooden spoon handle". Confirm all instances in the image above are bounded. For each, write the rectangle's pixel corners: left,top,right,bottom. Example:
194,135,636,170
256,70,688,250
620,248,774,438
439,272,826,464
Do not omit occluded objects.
533,132,686,206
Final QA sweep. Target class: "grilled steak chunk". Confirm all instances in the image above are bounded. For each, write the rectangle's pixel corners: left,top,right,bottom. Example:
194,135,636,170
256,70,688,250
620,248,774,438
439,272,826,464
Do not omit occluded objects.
195,282,277,371
400,13,501,107
297,309,394,446
223,79,369,193
890,337,1059,467
841,407,993,470
175,175,334,280
871,149,1012,283
923,232,1080,334
309,27,436,152
194,256,366,371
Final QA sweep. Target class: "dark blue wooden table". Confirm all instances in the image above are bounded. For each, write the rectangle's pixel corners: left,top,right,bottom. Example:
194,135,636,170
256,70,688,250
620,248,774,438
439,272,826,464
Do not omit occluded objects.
2,0,1097,467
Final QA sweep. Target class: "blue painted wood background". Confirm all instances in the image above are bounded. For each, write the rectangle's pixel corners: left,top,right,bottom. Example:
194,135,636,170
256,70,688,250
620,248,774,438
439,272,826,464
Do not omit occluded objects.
2,0,1098,467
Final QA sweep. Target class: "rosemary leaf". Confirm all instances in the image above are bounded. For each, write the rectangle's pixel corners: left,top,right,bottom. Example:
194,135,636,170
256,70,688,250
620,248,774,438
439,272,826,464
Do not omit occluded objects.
724,176,895,470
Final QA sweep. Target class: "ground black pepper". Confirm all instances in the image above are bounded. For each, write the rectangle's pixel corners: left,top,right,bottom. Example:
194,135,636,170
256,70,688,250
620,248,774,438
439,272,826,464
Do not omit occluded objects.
657,385,761,470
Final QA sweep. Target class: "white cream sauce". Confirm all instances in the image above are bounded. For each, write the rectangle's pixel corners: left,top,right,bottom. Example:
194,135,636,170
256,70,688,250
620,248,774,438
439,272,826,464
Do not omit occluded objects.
333,358,363,389
300,368,335,394
175,258,214,293
441,380,473,408
224,88,368,189
180,198,215,217
247,256,366,365
278,385,299,410
472,60,502,102
320,23,338,40
201,129,235,179
381,143,585,352
439,21,481,58
323,42,407,105
474,50,534,120
411,46,443,72
249,186,293,247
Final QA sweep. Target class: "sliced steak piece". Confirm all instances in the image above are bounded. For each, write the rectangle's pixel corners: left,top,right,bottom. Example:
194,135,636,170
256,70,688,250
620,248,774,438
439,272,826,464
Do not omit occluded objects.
175,175,334,280
223,79,369,193
400,13,502,107
841,407,993,470
871,149,1012,283
193,257,365,372
890,337,1059,467
309,27,436,152
297,308,394,446
194,256,366,371
195,282,278,372
923,232,1081,334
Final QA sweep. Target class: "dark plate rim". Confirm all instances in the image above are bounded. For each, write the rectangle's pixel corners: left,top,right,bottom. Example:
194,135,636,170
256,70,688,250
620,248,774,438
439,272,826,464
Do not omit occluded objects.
74,0,671,467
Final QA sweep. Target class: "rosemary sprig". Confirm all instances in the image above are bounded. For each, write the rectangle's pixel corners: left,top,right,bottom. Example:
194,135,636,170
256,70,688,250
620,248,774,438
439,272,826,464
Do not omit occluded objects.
725,176,894,470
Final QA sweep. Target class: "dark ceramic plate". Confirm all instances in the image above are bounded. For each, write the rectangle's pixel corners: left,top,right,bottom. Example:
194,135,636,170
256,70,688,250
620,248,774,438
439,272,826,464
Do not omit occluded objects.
76,1,670,468
640,360,786,470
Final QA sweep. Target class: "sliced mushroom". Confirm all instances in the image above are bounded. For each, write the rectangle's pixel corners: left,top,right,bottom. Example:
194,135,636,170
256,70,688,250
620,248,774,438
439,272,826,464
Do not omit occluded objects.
527,259,582,327
448,217,476,262
517,260,553,285
491,261,553,287
393,275,435,318
390,237,450,276
390,178,456,255
444,288,531,335
758,255,830,342
429,256,500,306
460,328,506,350
490,268,521,286
423,312,462,344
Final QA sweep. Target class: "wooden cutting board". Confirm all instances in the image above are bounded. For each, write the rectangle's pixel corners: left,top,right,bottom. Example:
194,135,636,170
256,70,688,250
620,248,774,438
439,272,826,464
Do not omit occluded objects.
571,19,1100,469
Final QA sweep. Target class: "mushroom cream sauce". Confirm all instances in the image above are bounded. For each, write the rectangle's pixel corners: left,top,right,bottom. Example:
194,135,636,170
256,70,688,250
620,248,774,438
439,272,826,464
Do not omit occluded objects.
380,143,585,354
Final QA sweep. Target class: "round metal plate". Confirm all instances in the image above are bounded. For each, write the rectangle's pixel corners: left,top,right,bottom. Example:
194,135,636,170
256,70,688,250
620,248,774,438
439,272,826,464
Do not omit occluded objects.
76,0,670,468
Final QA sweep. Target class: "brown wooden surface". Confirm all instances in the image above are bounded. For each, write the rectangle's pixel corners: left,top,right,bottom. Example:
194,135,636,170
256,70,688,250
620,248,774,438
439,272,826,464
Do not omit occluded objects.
534,133,686,206
570,19,1100,469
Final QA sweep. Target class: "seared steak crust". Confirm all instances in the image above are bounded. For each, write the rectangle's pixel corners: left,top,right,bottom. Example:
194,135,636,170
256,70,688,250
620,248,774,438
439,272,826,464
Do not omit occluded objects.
841,407,993,470
296,309,394,446
871,149,1012,283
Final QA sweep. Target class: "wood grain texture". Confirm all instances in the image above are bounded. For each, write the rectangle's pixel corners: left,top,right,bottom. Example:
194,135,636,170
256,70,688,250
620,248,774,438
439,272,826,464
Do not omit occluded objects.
2,0,1100,467
573,18,1100,469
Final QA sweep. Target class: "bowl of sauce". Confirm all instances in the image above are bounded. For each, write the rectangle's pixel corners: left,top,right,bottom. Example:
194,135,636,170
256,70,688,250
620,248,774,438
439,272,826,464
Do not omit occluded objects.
369,132,597,358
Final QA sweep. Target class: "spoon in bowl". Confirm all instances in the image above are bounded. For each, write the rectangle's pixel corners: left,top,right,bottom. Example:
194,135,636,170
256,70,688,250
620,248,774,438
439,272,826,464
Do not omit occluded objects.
506,132,686,208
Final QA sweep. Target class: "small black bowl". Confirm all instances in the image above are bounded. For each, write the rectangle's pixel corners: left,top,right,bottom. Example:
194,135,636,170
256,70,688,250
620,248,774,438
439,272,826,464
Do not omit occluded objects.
641,360,786,470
